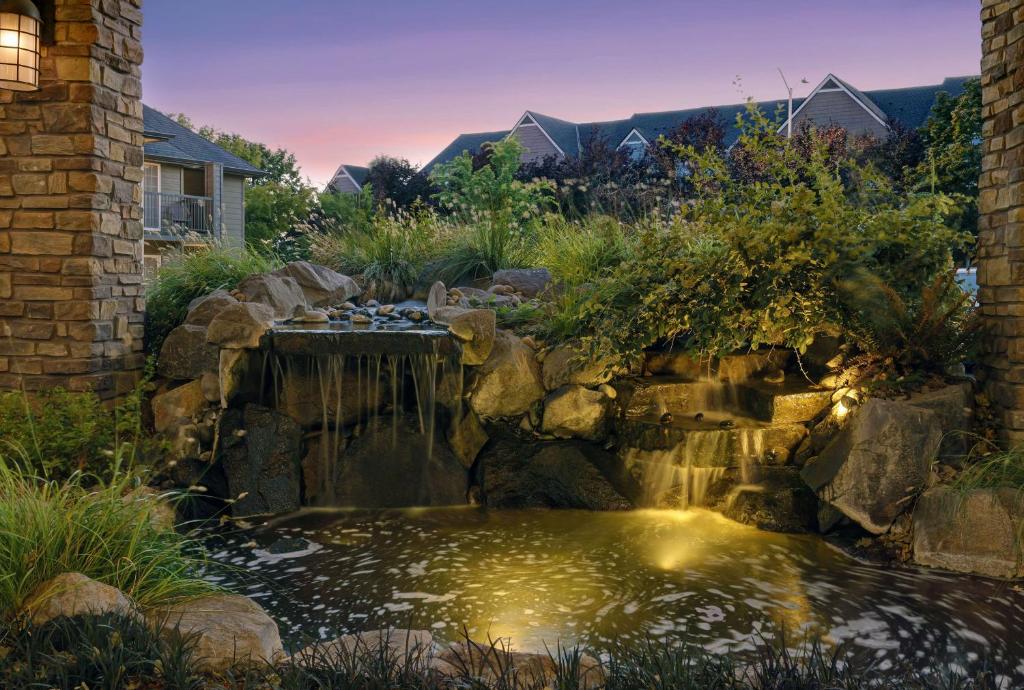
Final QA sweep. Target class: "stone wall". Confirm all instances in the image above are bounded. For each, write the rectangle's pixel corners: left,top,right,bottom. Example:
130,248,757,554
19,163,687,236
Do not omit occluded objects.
978,0,1024,441
0,0,145,398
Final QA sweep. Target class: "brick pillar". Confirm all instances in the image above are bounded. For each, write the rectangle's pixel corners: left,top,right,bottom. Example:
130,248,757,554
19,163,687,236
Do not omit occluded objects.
0,0,145,398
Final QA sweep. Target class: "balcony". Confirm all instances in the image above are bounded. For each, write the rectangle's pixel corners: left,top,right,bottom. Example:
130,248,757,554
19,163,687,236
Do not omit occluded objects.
143,192,216,239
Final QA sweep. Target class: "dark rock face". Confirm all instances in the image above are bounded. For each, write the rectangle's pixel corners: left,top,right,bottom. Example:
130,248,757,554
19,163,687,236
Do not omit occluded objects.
491,268,552,298
220,404,304,517
480,435,632,510
708,467,818,533
158,324,219,380
327,414,469,508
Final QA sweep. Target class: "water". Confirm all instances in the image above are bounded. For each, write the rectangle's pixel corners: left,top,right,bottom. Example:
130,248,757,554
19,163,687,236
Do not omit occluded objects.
204,508,1024,679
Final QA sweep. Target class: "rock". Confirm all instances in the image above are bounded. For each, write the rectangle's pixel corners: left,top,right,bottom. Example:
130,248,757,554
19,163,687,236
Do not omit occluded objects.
491,268,552,298
447,408,489,468
598,383,617,399
184,290,238,327
219,349,259,408
541,344,615,390
907,382,974,460
291,629,434,668
427,281,448,319
456,286,520,309
274,364,385,428
542,385,610,441
219,404,304,516
912,487,1024,579
644,351,704,378
350,313,372,324
468,330,545,419
23,573,136,626
326,415,468,508
207,302,276,349
289,305,330,323
378,303,395,315
152,379,207,434
481,437,632,510
708,467,818,533
148,594,284,672
158,324,219,380
200,372,220,403
801,398,941,534
435,641,603,688
274,261,361,307
432,306,496,366
716,350,791,382
236,273,307,319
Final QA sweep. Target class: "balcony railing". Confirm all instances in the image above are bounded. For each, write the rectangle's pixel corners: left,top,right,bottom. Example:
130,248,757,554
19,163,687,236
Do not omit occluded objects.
144,192,215,237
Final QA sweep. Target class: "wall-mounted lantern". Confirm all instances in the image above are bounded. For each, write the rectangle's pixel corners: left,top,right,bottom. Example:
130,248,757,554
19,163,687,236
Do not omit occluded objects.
0,0,41,92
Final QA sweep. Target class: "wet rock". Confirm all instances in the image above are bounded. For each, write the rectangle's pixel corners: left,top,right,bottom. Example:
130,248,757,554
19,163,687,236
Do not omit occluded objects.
148,594,284,672
291,629,434,668
184,290,238,327
328,415,468,508
220,404,303,517
23,573,137,626
158,324,219,380
289,305,331,323
644,350,704,377
274,261,361,307
200,372,220,403
447,407,489,468
152,379,207,433
491,268,552,298
274,365,385,428
912,487,1024,579
708,467,818,533
468,330,545,419
237,273,307,319
742,384,832,424
541,344,615,390
907,382,974,460
206,302,276,349
801,398,941,534
350,313,372,324
426,281,448,319
481,437,631,510
219,348,260,408
542,385,610,441
432,306,496,366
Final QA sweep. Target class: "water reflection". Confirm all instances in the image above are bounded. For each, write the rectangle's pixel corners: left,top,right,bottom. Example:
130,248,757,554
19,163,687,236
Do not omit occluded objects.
204,508,1024,679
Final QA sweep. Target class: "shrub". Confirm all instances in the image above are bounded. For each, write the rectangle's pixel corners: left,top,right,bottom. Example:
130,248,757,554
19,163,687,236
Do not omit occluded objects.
145,242,279,353
533,214,633,287
0,463,215,619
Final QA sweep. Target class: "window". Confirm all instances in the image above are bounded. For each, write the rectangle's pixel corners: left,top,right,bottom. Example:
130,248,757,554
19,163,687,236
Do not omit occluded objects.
143,163,160,230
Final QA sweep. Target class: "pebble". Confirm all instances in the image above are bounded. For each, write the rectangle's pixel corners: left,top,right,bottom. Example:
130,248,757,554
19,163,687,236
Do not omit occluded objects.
378,304,395,315
350,313,372,324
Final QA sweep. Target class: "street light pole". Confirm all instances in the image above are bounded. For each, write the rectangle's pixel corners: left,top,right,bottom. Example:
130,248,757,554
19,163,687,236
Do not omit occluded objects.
778,68,793,139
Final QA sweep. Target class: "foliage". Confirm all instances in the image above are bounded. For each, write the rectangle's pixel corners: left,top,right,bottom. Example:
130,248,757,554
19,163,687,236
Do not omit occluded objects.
533,214,633,287
837,269,980,380
949,440,1024,495
365,155,434,209
318,185,376,235
144,242,279,353
430,139,554,284
554,104,969,368
0,463,215,619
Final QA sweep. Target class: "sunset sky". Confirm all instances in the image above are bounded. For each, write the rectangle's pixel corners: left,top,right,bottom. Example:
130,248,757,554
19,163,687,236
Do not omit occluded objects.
143,0,981,187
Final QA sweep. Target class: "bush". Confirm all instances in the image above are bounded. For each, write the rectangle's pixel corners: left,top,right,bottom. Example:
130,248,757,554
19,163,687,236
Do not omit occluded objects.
145,242,279,353
533,214,633,287
0,463,215,619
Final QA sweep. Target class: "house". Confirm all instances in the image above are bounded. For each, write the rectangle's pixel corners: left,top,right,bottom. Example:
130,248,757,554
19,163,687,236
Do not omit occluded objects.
415,74,975,173
142,105,264,267
326,164,370,194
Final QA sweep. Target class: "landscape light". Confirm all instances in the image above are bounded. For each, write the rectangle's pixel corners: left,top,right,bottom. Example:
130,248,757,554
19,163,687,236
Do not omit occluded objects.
0,0,40,92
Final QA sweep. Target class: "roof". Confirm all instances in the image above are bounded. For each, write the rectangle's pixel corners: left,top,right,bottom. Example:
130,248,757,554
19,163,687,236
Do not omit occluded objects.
142,105,264,177
422,75,976,171
329,164,369,190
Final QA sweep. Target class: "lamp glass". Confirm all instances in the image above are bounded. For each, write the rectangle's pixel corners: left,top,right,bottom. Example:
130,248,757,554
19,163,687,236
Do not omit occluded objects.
0,10,38,92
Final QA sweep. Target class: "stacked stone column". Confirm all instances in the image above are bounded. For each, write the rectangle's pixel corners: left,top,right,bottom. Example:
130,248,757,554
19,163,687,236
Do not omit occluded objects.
0,0,144,398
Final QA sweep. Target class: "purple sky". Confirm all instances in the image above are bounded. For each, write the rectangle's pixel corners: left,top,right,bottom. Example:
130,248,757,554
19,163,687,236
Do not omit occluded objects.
143,0,981,186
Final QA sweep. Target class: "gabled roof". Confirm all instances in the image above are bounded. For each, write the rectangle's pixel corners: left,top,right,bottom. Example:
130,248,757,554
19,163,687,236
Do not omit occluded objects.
142,105,264,177
422,75,977,171
329,164,369,190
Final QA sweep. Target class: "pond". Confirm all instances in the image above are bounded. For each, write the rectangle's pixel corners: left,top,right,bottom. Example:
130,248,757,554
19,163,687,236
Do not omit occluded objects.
205,507,1024,680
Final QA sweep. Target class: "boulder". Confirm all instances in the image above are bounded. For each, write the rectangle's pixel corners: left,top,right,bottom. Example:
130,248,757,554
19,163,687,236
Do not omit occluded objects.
207,302,276,349
468,330,545,419
274,364,386,428
708,467,818,533
491,268,552,298
291,629,434,668
426,281,448,320
431,306,496,366
541,385,610,441
219,348,260,408
274,261,361,307
801,398,941,534
148,594,283,672
185,290,238,327
481,438,631,510
158,324,219,380
644,351,705,378
912,487,1024,579
541,344,614,390
219,404,304,516
236,273,307,318
326,414,468,508
23,573,136,626
152,379,207,433
907,382,974,460
447,407,489,468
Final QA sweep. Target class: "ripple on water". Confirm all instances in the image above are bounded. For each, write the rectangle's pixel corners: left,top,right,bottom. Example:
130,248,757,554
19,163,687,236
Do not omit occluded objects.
202,507,1024,681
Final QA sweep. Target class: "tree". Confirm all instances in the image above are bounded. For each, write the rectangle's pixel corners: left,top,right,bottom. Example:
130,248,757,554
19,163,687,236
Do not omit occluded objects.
364,155,433,209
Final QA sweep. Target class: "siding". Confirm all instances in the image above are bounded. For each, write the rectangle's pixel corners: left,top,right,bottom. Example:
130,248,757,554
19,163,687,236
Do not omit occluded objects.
159,163,182,196
790,90,889,140
331,173,361,194
222,174,245,246
510,123,561,163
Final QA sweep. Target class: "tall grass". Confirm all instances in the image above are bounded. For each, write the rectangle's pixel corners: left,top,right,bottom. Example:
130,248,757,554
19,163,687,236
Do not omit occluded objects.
434,216,537,286
0,461,215,618
145,242,279,353
534,214,633,287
